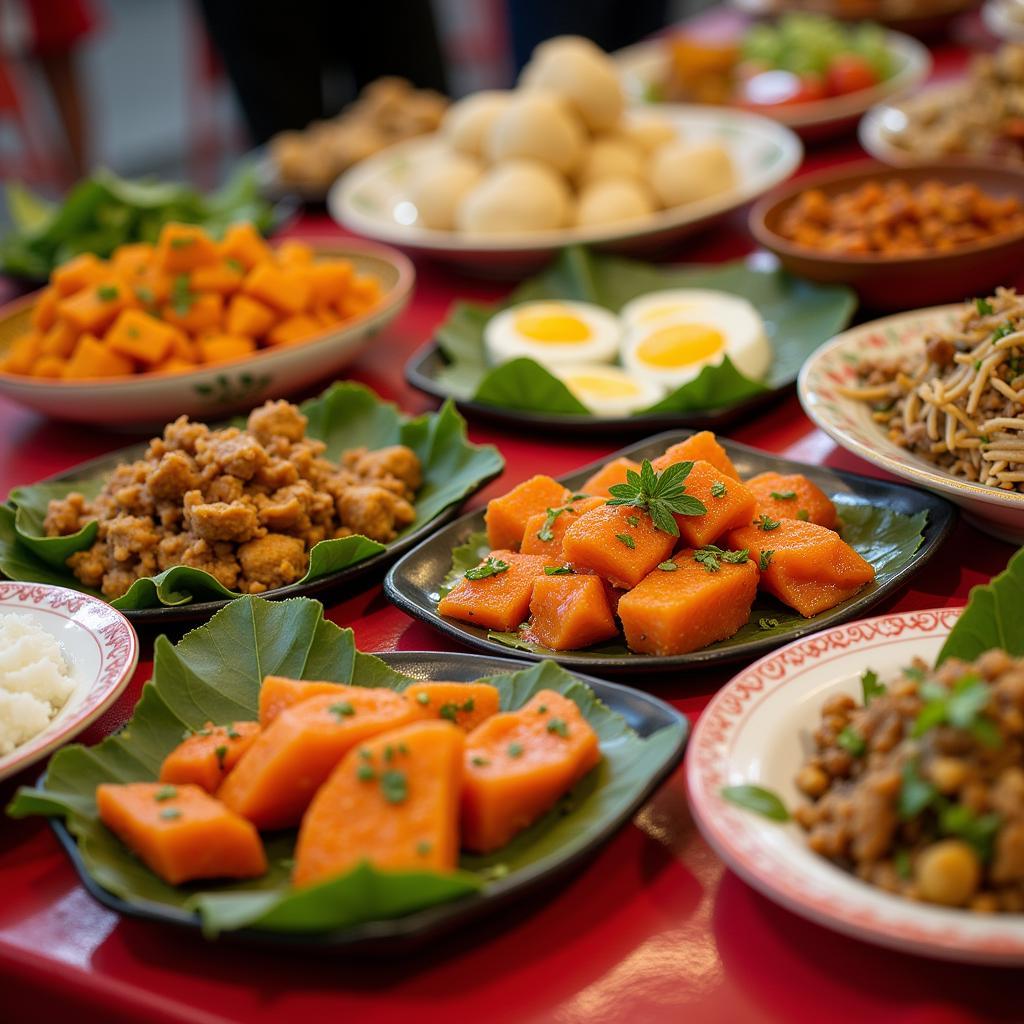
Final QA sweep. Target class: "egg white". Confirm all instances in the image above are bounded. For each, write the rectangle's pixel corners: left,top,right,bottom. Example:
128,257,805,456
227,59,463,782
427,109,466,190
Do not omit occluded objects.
552,363,665,417
620,289,760,329
484,300,621,367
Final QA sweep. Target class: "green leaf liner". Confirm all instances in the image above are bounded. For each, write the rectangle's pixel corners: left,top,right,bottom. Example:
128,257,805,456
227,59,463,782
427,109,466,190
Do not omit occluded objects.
7,596,683,937
434,246,857,418
938,547,1024,665
443,500,929,659
0,382,503,610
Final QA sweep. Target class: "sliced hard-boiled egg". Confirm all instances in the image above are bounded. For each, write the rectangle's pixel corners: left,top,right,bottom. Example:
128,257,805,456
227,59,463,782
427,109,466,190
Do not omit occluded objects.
620,289,757,329
484,300,621,367
551,363,665,417
622,294,772,389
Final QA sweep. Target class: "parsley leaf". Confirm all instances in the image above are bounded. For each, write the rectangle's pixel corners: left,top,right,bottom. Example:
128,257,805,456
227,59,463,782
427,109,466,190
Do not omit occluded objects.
755,514,781,531
615,533,636,549
607,459,707,537
465,557,510,580
861,668,886,705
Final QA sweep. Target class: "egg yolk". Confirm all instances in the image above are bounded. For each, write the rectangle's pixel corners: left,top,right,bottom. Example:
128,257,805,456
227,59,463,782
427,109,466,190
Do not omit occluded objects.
635,323,724,367
565,373,641,398
515,309,592,343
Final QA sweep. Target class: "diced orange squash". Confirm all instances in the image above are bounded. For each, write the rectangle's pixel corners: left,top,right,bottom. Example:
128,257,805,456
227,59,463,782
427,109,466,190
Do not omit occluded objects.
275,240,314,266
57,279,130,334
226,293,276,336
404,681,501,732
725,518,875,617
155,222,220,274
190,262,245,295
293,720,463,887
313,304,341,328
242,263,311,315
217,686,418,829
618,551,759,655
96,782,266,885
652,431,741,481
525,573,619,650
39,319,78,359
580,456,640,498
159,721,261,793
258,676,352,728
220,221,271,270
520,495,605,557
485,475,571,550
30,287,60,333
461,689,601,852
32,355,67,378
111,242,154,279
167,326,197,361
674,460,758,548
745,471,837,530
309,261,354,305
2,332,41,374
105,308,176,366
161,291,223,334
438,550,553,631
198,333,256,364
561,504,675,589
64,334,133,378
131,266,174,306
153,357,196,374
52,252,105,296
266,314,322,346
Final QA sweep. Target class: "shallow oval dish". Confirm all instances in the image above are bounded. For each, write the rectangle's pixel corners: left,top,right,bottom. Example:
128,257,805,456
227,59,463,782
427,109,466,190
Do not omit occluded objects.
687,606,1024,967
0,240,414,427
799,306,1024,545
329,106,802,278
0,582,137,782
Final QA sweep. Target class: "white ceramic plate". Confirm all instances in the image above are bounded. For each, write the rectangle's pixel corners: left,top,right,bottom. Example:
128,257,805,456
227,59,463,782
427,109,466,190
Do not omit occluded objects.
688,606,1024,966
798,306,1024,544
0,582,138,781
616,28,931,137
0,240,415,427
328,106,802,277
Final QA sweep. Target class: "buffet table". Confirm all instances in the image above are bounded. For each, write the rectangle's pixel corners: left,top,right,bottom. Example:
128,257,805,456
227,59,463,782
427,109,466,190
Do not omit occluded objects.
0,18,1021,1024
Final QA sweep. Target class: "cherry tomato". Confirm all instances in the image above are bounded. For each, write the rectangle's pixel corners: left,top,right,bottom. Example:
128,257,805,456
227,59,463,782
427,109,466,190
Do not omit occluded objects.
738,70,827,108
825,54,880,96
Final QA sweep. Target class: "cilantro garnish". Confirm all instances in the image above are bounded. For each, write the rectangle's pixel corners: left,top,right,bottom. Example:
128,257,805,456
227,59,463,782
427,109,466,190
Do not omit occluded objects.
465,557,510,580
861,668,886,705
759,550,774,571
543,565,574,575
770,490,797,501
693,544,749,574
755,514,781,531
710,481,727,498
615,533,636,549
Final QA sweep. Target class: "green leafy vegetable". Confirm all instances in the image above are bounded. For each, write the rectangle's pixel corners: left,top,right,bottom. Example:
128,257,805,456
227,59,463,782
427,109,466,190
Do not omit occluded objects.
976,298,994,317
756,514,781,531
721,784,789,822
710,481,728,498
770,490,796,501
0,383,502,610
615,533,636,549
693,545,749,574
543,565,574,576
837,725,865,756
607,460,706,536
861,668,886,705
899,759,937,820
465,557,510,581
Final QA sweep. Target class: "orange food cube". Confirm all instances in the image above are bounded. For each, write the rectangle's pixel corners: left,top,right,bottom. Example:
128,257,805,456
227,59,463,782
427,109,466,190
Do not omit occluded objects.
242,263,311,315
155,222,220,274
31,354,67,378
190,262,245,295
2,332,41,374
293,720,464,887
258,676,355,728
725,518,875,617
198,333,256,364
30,287,60,333
438,550,553,631
404,681,501,732
159,721,261,793
219,221,271,269
226,293,276,336
526,573,619,650
461,689,601,853
167,326,197,361
580,456,640,498
52,252,105,296
96,782,267,886
674,460,758,548
745,471,837,530
217,686,418,830
64,334,134,378
105,309,176,366
161,291,223,334
485,475,571,550
57,279,131,334
313,304,341,328
560,504,675,589
131,267,174,306
266,314,322,346
152,357,196,375
618,551,759,655
111,242,154,279
520,495,606,558
40,319,78,359
652,431,741,481
275,240,314,266
309,261,354,305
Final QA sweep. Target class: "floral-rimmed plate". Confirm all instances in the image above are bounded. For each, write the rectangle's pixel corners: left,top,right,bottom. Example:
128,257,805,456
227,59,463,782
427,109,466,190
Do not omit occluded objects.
0,582,138,782
798,306,1024,544
687,605,1024,967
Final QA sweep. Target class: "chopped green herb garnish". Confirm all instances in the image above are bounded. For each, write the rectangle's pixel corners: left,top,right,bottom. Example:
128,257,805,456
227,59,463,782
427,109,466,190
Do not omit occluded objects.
899,759,937,820
537,705,548,713
756,514,781,531
992,322,1015,342
154,785,177,802
569,492,588,501
615,533,636,549
976,297,994,317
980,434,991,445
134,285,155,305
225,257,245,274
226,724,241,740
507,742,524,759
974,359,983,371
465,557,510,581
939,804,1001,861
170,273,194,316
607,459,707,536
894,848,912,880
214,744,228,767
546,717,569,738
770,490,797,501
439,698,475,722
126,325,140,339
543,565,574,575
626,515,639,527
384,744,395,763
902,665,926,683
159,807,182,821
710,481,727,498
416,840,433,857
398,743,410,755
170,236,195,249
758,617,779,630
416,692,430,706
359,748,373,760
837,726,866,756
796,509,809,521
759,550,774,571
694,544,749,574
357,763,375,781
329,701,356,719
537,506,566,542
861,668,886,705
379,769,408,804
657,560,677,572
912,673,998,746
721,784,789,822
96,284,119,301
470,755,490,767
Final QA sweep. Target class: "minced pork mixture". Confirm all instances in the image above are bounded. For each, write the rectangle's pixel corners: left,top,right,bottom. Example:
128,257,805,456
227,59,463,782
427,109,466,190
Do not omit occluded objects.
44,400,421,598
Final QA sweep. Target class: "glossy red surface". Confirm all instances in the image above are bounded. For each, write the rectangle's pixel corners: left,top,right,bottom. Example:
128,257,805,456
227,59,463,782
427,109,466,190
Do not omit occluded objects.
2,19,1022,1024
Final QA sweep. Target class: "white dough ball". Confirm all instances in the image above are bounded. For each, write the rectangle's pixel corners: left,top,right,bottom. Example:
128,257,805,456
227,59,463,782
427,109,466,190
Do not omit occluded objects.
441,90,514,158
457,159,572,234
520,42,625,133
485,91,585,175
648,141,737,209
575,177,656,227
574,137,645,187
408,151,483,229
621,112,678,154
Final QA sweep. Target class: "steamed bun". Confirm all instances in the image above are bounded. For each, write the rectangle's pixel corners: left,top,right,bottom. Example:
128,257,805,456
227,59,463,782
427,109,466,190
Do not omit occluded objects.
408,151,483,229
441,90,513,158
621,112,678,154
648,141,736,208
574,137,645,187
457,159,572,233
575,178,655,227
485,91,584,175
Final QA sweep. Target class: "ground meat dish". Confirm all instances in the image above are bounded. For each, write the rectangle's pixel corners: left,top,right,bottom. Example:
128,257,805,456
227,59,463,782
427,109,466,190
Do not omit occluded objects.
45,400,421,598
795,651,1024,912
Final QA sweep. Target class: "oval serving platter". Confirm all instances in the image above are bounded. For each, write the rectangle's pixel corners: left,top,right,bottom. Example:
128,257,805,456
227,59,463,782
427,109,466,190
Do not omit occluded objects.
384,430,957,675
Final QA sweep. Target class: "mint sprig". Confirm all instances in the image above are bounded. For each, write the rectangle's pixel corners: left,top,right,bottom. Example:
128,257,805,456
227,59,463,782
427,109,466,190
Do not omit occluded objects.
606,460,707,537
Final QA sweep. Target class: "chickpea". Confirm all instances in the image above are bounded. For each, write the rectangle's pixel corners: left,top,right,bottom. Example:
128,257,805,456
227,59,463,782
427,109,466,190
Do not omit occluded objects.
928,756,969,794
915,840,981,906
796,764,830,798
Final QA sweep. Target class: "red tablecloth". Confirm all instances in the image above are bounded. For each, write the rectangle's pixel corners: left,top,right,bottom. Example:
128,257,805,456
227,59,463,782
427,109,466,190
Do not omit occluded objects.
1,19,1021,1024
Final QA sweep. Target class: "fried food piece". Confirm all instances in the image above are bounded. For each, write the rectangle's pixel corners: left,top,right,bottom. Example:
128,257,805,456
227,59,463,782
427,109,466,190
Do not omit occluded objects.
237,534,307,592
